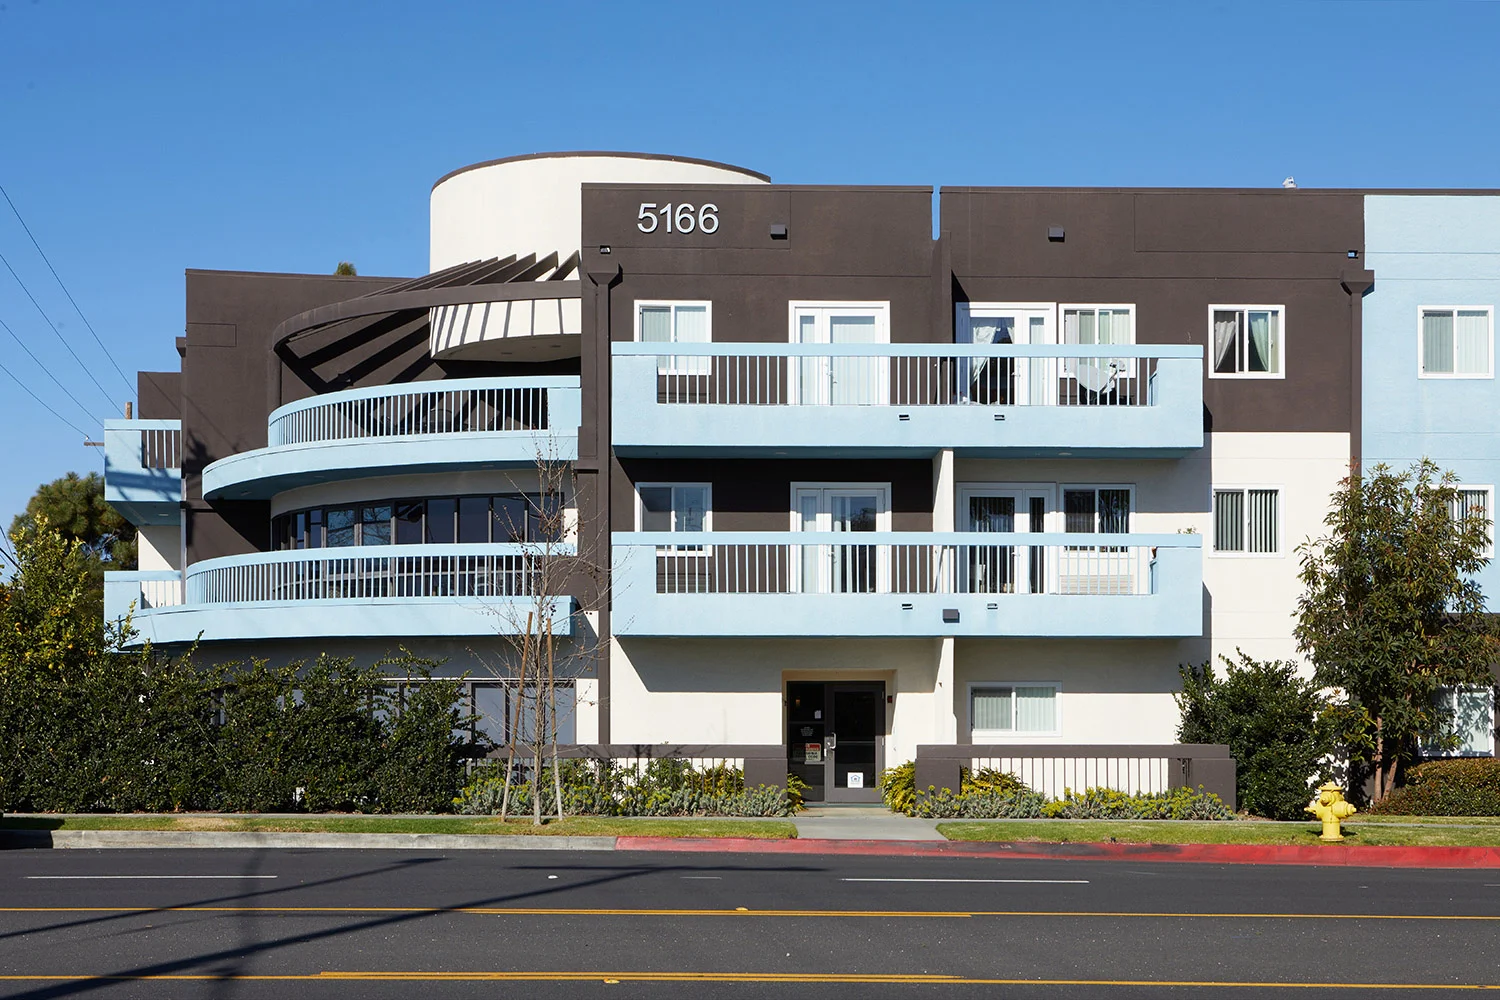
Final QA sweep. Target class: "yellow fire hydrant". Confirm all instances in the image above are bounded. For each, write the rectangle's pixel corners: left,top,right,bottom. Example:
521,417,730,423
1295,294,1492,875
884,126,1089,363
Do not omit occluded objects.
1305,782,1357,841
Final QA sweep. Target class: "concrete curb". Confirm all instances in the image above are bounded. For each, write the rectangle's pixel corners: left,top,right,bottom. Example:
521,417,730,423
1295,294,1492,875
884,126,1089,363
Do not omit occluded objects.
615,837,1500,869
0,830,616,851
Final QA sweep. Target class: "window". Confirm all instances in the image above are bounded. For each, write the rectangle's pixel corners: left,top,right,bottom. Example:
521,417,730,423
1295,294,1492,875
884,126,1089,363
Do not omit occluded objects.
970,684,1059,736
1419,307,1493,378
1063,488,1131,534
637,301,711,375
1062,306,1133,347
637,484,710,533
1213,488,1281,555
789,302,891,405
1210,306,1284,377
271,494,561,550
1425,686,1495,757
1450,486,1494,558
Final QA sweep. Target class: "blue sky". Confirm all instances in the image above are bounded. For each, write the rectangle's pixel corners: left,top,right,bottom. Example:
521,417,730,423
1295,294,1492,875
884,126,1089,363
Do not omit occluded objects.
1,0,1498,538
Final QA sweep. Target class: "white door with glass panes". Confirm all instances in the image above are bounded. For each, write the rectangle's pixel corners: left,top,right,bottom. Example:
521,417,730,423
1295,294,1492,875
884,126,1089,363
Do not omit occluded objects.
1061,306,1134,401
959,304,1055,405
790,303,889,405
794,486,888,593
959,487,1050,595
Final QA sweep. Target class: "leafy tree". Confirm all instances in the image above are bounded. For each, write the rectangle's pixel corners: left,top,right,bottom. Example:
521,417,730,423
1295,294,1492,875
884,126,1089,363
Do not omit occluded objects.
1295,459,1498,802
1176,653,1351,819
11,471,136,571
334,261,357,276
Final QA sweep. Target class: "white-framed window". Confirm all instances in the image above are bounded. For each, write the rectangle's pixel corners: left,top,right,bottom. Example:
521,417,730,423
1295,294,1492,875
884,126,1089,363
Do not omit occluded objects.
636,300,711,375
636,482,711,537
969,683,1060,737
1060,304,1135,388
1450,485,1494,558
1419,306,1493,379
1212,487,1282,556
1425,686,1495,757
1210,305,1285,378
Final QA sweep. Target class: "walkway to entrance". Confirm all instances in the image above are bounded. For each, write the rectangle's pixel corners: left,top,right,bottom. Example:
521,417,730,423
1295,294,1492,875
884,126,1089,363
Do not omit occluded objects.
793,804,944,841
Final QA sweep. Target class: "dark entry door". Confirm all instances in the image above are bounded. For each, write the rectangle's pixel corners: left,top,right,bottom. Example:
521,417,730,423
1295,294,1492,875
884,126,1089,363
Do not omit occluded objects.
786,681,885,803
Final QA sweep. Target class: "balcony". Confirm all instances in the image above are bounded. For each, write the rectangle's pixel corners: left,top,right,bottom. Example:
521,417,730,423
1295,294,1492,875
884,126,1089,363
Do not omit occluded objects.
611,532,1202,638
611,344,1202,457
202,377,581,500
106,544,573,647
102,419,181,525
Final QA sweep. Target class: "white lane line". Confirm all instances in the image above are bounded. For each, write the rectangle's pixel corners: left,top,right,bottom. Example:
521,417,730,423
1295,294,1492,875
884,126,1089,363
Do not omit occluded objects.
26,875,278,880
681,876,723,880
839,878,1088,884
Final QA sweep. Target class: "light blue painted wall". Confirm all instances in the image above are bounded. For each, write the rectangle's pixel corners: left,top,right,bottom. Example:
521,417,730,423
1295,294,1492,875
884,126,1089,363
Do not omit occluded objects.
1364,195,1500,606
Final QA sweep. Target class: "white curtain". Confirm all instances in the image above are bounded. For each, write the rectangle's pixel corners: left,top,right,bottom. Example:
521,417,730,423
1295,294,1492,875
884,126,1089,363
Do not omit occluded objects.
1213,311,1240,373
1455,310,1490,375
639,306,672,343
1423,310,1455,374
829,314,883,405
672,305,709,376
1014,687,1057,733
1248,310,1278,374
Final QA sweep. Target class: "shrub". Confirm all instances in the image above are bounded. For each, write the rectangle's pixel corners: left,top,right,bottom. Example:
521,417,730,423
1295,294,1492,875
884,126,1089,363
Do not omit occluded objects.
1042,786,1234,820
912,788,1050,819
454,758,800,818
1177,652,1341,819
880,762,1029,816
1369,759,1500,816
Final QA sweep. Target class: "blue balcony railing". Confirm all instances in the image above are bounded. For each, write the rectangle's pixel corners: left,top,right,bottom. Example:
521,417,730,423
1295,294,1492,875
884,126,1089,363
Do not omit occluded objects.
611,531,1202,638
107,543,573,647
611,343,1202,456
202,376,581,500
103,419,181,526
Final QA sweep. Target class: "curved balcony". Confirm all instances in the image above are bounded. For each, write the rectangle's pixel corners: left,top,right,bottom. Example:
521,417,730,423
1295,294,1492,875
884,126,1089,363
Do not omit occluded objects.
202,377,580,500
107,543,574,647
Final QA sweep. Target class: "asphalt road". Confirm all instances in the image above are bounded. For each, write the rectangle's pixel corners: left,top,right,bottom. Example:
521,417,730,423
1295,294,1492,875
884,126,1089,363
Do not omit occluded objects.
0,848,1497,998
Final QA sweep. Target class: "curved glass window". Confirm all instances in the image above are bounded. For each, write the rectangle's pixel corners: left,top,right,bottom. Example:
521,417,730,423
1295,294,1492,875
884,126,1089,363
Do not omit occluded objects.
272,493,561,550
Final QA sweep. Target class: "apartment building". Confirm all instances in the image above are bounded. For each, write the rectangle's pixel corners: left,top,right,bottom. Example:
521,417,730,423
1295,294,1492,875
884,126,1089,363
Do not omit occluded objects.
103,153,1498,801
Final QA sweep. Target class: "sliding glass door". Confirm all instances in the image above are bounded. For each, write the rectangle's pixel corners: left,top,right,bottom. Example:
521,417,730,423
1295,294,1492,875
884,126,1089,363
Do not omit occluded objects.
960,489,1048,594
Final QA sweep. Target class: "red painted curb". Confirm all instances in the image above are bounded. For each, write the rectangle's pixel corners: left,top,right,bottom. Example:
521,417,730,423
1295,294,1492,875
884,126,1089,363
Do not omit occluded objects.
612,837,1500,869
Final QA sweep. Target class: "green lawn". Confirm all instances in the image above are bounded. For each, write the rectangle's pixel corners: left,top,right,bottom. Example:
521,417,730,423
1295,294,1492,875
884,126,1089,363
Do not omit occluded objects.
0,814,797,839
937,818,1500,847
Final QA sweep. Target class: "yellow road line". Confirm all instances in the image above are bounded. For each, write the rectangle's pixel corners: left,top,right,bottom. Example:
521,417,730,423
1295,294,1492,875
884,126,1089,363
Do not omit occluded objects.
2,906,1500,921
0,972,1495,988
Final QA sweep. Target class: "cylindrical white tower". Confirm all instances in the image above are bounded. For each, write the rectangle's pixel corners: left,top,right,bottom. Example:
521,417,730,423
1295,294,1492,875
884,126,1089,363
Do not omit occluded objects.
430,151,769,272
425,152,768,362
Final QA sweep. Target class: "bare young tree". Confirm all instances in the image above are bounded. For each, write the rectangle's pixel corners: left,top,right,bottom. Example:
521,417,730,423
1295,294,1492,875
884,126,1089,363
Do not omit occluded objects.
475,434,612,825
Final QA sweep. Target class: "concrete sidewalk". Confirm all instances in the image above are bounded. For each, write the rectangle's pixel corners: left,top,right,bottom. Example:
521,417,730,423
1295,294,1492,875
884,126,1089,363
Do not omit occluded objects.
793,805,944,841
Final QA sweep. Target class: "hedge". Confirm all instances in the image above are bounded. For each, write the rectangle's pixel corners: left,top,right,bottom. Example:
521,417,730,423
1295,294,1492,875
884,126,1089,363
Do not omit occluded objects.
1369,759,1500,816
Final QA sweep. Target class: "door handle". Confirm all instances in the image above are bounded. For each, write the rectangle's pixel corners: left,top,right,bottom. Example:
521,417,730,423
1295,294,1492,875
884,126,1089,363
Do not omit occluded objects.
826,734,837,750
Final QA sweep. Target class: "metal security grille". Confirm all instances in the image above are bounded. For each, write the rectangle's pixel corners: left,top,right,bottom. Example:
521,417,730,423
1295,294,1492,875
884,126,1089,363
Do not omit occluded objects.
269,383,547,447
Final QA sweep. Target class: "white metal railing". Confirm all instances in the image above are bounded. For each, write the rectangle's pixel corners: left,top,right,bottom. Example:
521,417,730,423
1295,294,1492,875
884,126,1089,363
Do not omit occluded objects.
967,754,1176,798
185,545,548,604
139,426,181,469
640,346,1160,408
650,541,1153,596
268,382,548,447
139,576,184,608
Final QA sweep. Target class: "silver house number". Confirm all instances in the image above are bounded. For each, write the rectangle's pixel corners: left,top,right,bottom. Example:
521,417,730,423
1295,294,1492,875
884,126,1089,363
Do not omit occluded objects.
636,203,720,235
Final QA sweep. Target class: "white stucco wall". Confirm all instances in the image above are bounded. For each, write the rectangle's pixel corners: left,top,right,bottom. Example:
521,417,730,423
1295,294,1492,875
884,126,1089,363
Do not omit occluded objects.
137,525,181,571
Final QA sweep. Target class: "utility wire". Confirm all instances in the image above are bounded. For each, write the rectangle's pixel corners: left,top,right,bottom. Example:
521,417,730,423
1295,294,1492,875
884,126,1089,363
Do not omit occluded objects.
0,184,136,398
0,246,119,411
0,314,102,426
0,354,92,439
